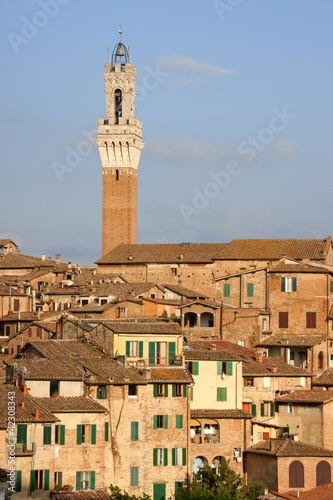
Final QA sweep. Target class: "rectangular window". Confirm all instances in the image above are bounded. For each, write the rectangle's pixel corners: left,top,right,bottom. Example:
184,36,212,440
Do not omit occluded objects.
131,422,139,441
172,448,186,466
217,361,233,376
306,312,316,329
281,277,297,292
247,283,254,297
153,384,168,397
43,426,52,445
50,381,59,397
76,471,95,491
76,424,96,444
28,327,32,337
153,448,168,466
54,472,62,489
217,387,227,401
171,268,177,276
129,385,138,397
154,415,168,429
300,377,306,387
130,467,139,487
238,340,245,347
279,312,289,328
261,402,275,417
263,377,271,388
105,422,109,442
186,361,199,375
243,378,254,387
262,318,267,332
30,470,50,492
287,404,292,414
97,386,107,399
14,299,19,312
149,341,167,365
17,424,27,450
175,415,183,429
36,327,40,337
126,340,142,357
172,383,182,397
224,283,230,297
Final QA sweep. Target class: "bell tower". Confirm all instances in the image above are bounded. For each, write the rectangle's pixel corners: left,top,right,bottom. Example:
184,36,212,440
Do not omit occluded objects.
97,38,143,256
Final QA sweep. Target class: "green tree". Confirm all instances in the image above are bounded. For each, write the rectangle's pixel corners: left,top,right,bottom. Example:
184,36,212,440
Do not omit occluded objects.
174,459,264,500
109,484,151,500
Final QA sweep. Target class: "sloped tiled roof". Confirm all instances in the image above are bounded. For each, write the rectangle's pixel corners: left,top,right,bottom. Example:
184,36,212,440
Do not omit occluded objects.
191,409,252,419
0,385,59,427
36,396,107,413
312,368,333,386
0,252,58,270
246,438,333,457
96,243,229,265
276,390,333,404
163,284,209,299
76,357,147,385
5,358,85,380
279,483,333,500
100,320,182,334
71,271,127,286
270,262,330,274
50,490,111,500
183,349,240,362
18,340,103,359
256,334,329,347
214,237,332,261
147,366,193,383
0,239,17,247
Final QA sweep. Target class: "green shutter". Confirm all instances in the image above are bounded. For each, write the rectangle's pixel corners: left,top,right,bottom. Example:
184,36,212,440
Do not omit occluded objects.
175,482,183,492
217,387,227,401
164,415,168,429
176,415,183,429
17,424,27,449
105,422,109,442
275,403,279,413
139,341,143,358
164,448,168,466
60,425,65,445
224,283,230,297
227,362,233,376
131,467,139,487
153,448,158,466
168,342,176,365
91,424,96,444
30,470,35,492
247,283,254,297
193,361,199,375
172,448,176,466
190,387,193,401
76,471,81,491
153,384,158,397
182,448,186,466
43,426,51,445
261,403,265,417
149,342,155,365
183,384,187,397
153,415,158,429
281,277,285,292
217,361,223,375
77,424,82,445
172,384,177,397
164,384,168,397
292,277,297,292
90,471,95,490
131,421,138,441
44,469,49,491
251,404,257,417
270,402,275,417
126,341,130,356
16,471,22,492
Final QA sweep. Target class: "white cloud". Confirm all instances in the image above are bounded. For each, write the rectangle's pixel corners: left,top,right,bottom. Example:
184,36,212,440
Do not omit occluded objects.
153,55,235,84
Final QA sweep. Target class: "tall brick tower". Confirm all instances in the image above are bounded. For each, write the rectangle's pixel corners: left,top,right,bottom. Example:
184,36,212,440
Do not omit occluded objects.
97,38,143,256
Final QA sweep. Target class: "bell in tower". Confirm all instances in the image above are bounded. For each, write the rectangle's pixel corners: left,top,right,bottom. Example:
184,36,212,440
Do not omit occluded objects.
96,34,143,256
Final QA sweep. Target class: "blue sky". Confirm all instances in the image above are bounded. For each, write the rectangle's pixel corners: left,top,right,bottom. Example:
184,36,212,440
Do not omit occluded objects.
1,1,333,265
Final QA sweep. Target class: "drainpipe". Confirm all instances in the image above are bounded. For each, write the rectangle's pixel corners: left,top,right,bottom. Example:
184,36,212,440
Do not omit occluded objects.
219,303,223,340
9,285,11,313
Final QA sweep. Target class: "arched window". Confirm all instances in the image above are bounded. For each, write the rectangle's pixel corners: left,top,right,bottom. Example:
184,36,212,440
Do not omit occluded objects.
318,351,324,369
184,312,197,328
115,89,122,124
97,386,107,399
200,312,214,328
289,460,304,488
316,460,331,486
204,420,219,444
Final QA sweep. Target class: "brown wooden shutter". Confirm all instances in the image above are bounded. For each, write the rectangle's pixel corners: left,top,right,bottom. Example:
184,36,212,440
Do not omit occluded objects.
279,312,289,328
316,460,331,486
289,460,304,488
306,312,316,328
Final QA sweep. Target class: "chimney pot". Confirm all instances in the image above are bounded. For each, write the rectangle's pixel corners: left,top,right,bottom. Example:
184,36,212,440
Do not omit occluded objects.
22,384,28,396
42,254,45,261
55,254,60,264
21,401,25,409
271,364,278,374
35,408,39,419
256,351,263,364
211,343,216,351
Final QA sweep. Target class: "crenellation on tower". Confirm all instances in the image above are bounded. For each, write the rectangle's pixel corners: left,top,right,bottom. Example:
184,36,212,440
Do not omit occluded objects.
97,39,143,256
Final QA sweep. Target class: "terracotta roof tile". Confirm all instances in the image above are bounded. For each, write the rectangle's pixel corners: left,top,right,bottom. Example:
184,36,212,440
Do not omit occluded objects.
183,349,240,361
191,409,252,419
246,438,333,457
313,368,333,386
147,366,193,383
18,340,104,359
256,334,329,347
0,385,59,427
282,483,333,500
36,396,107,412
5,358,85,380
99,319,182,334
0,253,58,270
270,262,330,274
163,284,209,299
276,390,333,403
50,490,110,500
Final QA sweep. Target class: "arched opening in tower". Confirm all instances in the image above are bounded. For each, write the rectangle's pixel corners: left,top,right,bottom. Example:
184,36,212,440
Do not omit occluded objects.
115,89,122,124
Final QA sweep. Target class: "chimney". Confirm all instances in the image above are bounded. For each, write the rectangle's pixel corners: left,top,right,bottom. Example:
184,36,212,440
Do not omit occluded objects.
42,253,45,261
256,351,263,364
271,364,278,374
68,262,72,269
35,408,39,420
22,384,28,396
211,343,216,351
56,320,62,340
144,367,151,379
21,401,25,409
55,254,60,264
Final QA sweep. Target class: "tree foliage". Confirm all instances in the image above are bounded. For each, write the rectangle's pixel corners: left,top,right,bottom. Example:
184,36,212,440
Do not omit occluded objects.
109,484,151,500
174,458,264,500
